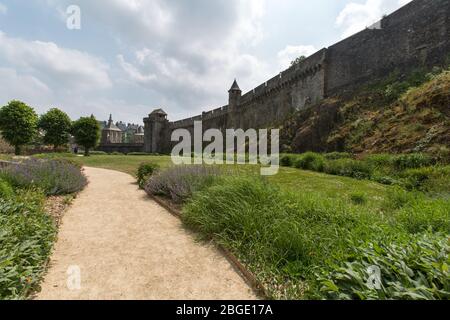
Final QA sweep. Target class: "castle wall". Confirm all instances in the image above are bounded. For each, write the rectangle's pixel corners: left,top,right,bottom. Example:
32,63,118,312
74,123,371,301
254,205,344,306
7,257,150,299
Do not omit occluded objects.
237,49,326,129
144,0,449,154
325,0,450,95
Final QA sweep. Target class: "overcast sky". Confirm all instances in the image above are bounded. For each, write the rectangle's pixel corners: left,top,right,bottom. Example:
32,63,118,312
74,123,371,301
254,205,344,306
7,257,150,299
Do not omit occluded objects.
0,0,412,123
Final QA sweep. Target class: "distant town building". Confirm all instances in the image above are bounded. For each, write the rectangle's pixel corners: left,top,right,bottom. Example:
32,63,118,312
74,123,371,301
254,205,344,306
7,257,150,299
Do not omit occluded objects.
133,126,145,144
101,114,123,144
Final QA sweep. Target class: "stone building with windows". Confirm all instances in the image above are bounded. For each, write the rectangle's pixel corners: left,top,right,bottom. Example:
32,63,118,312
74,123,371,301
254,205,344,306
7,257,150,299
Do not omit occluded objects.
101,114,123,144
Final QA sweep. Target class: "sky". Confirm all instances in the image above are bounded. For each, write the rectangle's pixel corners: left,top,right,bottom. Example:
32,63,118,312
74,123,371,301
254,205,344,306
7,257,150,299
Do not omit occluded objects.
0,0,412,124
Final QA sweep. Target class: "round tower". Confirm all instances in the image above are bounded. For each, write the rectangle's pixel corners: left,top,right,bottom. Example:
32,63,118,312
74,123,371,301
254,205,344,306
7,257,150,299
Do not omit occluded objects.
143,108,169,153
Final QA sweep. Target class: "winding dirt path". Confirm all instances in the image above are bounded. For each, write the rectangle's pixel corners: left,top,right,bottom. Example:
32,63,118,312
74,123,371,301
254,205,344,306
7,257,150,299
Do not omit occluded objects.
37,167,256,300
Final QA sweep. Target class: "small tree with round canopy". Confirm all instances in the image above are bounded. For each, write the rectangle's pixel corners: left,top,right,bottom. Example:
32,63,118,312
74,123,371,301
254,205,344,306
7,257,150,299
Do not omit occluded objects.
71,115,100,156
0,100,38,155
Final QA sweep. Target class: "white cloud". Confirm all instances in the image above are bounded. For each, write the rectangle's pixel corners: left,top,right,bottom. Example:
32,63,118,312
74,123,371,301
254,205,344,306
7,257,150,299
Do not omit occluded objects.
336,0,413,38
277,45,317,69
0,3,7,15
0,31,112,91
0,67,52,108
42,0,270,117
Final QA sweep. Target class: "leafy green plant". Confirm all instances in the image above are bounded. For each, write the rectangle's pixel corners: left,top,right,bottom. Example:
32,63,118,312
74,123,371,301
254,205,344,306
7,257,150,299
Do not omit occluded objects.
0,178,14,199
317,232,449,300
0,189,56,299
136,162,159,189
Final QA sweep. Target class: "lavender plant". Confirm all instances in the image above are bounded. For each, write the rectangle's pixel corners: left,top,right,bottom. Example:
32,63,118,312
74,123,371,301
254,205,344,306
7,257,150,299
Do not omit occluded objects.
0,159,87,195
145,165,221,203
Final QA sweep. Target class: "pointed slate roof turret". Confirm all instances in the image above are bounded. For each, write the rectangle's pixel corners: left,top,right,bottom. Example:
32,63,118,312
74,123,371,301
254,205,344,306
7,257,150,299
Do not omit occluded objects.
229,79,241,93
103,114,122,132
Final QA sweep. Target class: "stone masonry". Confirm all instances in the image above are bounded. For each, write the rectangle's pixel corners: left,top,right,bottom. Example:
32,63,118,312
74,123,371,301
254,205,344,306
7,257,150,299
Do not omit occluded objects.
143,0,449,154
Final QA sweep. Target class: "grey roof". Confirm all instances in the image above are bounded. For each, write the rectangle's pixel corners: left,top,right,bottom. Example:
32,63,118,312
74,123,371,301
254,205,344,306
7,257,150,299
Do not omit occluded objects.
229,79,241,92
150,108,167,116
103,114,122,132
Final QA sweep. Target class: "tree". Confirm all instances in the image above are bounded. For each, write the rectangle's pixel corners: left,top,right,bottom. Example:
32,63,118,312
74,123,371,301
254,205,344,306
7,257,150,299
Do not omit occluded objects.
38,108,72,151
71,115,100,156
291,55,306,66
0,100,38,155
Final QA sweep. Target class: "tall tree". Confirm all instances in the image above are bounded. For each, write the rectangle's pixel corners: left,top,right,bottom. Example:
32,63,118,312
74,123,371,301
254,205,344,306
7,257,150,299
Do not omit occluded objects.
0,100,38,155
71,115,100,156
38,108,72,151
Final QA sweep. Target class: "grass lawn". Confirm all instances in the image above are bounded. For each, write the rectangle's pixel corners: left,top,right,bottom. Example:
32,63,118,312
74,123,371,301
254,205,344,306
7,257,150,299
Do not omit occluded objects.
58,154,389,210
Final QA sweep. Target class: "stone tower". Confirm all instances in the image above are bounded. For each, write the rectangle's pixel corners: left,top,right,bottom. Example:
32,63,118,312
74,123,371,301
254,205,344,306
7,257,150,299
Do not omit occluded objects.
228,79,242,128
143,109,169,154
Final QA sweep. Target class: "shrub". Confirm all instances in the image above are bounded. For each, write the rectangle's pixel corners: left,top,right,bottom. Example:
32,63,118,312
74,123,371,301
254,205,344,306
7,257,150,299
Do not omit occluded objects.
393,153,432,170
145,165,221,203
32,152,77,159
324,152,351,160
396,198,450,234
0,178,13,199
136,162,159,189
364,154,395,169
0,159,87,195
128,152,153,156
350,192,367,205
280,155,294,167
294,152,325,172
0,189,56,299
371,174,398,186
400,167,434,191
89,151,107,155
383,186,418,210
324,159,373,179
399,166,450,195
317,232,449,300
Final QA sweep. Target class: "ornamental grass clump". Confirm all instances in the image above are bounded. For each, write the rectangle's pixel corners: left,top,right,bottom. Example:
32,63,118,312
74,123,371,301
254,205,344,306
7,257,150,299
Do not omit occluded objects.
1,159,87,196
144,165,221,203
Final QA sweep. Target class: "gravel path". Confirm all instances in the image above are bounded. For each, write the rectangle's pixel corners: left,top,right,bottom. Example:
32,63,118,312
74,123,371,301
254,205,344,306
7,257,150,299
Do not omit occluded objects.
37,167,256,300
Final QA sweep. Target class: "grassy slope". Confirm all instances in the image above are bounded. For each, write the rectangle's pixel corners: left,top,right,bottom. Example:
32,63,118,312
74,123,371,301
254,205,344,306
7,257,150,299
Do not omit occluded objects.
282,68,450,156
